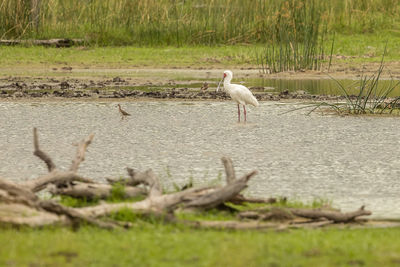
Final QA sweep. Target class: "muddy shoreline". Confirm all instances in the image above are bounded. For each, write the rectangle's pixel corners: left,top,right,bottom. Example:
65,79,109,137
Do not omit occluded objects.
0,76,348,102
2,62,400,101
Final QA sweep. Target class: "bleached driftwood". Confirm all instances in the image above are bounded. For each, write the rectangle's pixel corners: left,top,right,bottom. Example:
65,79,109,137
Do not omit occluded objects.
289,206,371,223
0,39,83,47
22,128,95,192
238,206,372,224
49,182,147,200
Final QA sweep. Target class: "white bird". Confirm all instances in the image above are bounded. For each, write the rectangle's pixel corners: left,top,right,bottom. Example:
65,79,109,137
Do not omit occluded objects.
217,70,259,122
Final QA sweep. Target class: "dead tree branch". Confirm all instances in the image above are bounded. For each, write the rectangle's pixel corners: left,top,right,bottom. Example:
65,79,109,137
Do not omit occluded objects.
289,206,371,223
183,170,258,210
70,133,94,172
49,182,147,200
221,157,236,184
38,201,119,229
22,171,94,193
33,127,56,172
22,128,95,192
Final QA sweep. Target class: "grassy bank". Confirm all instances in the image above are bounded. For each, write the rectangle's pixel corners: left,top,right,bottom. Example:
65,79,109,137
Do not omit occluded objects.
0,33,399,70
1,0,399,46
1,226,400,266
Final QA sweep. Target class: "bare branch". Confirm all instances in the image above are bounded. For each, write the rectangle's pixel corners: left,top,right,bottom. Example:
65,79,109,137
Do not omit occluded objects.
183,170,258,210
289,206,372,223
33,127,56,172
182,220,278,230
50,182,147,200
69,133,94,172
221,157,236,184
0,203,65,227
39,201,119,229
22,171,94,192
229,194,277,205
0,177,39,208
126,168,162,197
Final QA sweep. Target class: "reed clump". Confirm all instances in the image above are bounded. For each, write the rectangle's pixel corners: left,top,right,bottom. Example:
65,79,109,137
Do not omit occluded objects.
290,51,400,115
256,0,331,73
0,0,399,46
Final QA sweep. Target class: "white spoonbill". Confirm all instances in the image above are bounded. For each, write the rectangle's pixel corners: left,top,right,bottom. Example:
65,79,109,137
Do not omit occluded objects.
217,70,259,122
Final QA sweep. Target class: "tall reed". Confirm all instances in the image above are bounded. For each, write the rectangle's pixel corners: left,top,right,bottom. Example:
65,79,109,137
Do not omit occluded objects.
256,0,332,73
0,0,399,46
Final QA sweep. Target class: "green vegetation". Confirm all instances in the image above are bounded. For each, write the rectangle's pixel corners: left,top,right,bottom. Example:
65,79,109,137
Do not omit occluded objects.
0,33,399,71
0,192,398,266
0,45,256,69
292,54,400,115
1,226,400,266
256,0,330,72
1,0,399,46
1,1,399,73
58,195,99,208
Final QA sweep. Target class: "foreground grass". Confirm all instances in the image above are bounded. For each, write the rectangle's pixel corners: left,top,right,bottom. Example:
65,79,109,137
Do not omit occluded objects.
1,195,397,266
1,225,400,266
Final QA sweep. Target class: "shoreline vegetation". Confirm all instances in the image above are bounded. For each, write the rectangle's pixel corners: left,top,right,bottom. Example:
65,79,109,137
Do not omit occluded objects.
1,0,399,46
1,0,399,75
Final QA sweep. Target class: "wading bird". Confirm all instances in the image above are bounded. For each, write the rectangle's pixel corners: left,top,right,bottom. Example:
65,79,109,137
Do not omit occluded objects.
201,82,209,90
117,104,131,118
217,70,259,122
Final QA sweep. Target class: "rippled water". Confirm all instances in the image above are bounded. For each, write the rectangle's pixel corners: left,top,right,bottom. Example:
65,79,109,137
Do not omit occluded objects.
1,100,400,218
244,78,400,96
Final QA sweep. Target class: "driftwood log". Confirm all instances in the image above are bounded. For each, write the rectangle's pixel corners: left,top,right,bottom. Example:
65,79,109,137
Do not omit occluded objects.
0,128,372,230
0,39,83,47
49,182,147,200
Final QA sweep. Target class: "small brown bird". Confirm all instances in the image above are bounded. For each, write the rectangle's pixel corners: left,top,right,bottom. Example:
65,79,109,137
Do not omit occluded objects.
201,82,209,90
118,104,131,117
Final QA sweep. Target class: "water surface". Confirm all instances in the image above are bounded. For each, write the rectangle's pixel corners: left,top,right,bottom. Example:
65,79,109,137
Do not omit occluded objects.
1,100,400,218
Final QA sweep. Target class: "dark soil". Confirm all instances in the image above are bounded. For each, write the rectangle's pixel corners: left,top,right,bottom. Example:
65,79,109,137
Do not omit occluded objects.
0,76,347,102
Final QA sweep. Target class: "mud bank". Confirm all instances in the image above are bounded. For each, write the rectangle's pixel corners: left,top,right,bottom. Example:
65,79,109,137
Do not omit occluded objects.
0,76,347,102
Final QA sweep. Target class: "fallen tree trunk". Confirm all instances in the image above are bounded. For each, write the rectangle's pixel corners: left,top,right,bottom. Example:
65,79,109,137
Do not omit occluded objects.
229,194,277,205
183,220,279,230
0,203,66,227
23,171,94,193
238,206,372,223
0,39,83,47
183,170,258,210
289,206,371,223
49,182,147,200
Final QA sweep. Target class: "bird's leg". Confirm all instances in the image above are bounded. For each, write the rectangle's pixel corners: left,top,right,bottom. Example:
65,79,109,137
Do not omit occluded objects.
237,104,241,122
243,105,247,122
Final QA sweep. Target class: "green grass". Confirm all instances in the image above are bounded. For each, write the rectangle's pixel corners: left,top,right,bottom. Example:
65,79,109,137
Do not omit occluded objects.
333,32,400,60
0,45,255,69
0,32,400,72
1,226,400,266
0,191,393,266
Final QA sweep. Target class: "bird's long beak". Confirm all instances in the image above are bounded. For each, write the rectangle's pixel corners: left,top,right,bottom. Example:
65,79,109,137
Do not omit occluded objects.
216,77,224,92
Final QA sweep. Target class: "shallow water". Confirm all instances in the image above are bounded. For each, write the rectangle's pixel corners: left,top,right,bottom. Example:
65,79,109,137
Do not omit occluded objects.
1,100,400,218
242,78,400,96
132,77,400,97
